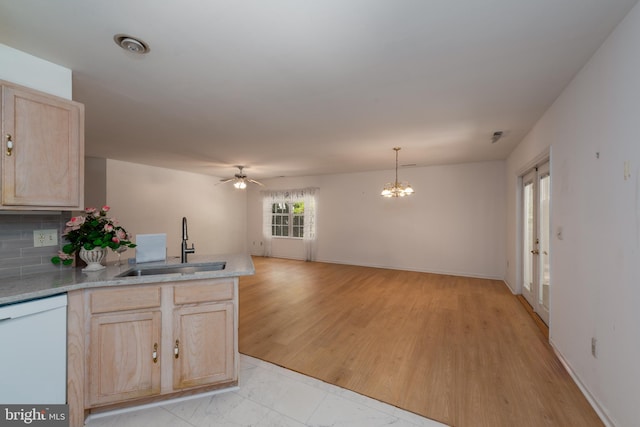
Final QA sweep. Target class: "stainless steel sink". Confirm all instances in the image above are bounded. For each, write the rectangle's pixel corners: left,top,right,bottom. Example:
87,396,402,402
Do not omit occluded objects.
116,261,226,277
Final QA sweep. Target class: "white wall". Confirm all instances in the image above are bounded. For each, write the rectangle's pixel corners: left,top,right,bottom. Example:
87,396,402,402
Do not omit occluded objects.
505,3,640,425
0,43,72,99
248,160,506,279
84,157,107,210
97,159,247,261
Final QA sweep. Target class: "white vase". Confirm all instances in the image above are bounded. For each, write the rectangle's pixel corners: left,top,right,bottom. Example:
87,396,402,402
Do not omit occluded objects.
79,247,107,272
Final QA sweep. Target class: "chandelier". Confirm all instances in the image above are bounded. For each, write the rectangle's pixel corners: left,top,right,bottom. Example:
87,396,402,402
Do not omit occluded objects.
381,147,414,198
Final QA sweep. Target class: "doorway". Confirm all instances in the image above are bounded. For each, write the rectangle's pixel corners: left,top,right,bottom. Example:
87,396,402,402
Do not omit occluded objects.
521,161,550,325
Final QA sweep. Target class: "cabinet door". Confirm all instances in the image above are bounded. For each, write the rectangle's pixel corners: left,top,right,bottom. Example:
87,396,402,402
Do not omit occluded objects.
88,311,161,406
173,302,234,390
1,84,84,209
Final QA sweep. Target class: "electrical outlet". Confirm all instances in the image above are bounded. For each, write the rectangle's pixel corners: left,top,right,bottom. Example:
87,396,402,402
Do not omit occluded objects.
591,337,597,358
33,229,58,247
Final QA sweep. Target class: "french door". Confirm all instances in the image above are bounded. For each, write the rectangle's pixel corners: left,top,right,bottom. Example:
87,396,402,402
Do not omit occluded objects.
521,162,550,325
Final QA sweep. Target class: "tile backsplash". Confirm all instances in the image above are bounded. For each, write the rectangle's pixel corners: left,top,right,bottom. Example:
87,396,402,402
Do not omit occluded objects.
0,212,68,279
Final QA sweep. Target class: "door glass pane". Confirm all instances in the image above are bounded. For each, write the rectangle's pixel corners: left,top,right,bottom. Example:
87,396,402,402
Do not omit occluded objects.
538,173,550,310
523,182,534,292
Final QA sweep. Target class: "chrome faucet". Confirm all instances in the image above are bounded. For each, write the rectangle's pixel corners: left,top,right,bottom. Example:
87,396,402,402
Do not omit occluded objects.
181,217,195,263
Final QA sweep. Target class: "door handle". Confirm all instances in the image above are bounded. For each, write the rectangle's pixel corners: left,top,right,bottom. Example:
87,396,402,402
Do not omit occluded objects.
6,134,13,156
174,339,180,359
530,250,539,255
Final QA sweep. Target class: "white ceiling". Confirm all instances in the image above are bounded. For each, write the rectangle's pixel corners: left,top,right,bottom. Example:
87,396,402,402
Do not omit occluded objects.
1,0,637,180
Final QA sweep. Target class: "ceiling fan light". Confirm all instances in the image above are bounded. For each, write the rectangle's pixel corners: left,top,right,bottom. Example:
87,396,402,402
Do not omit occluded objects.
221,166,263,188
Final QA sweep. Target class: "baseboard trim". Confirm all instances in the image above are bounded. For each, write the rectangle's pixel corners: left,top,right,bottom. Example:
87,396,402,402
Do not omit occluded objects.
85,386,239,421
316,257,504,280
515,295,549,340
550,342,616,427
502,278,516,294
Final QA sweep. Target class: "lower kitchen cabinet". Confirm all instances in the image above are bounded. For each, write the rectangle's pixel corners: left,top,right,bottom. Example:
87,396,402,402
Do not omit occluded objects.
67,277,239,425
173,302,234,389
88,310,162,406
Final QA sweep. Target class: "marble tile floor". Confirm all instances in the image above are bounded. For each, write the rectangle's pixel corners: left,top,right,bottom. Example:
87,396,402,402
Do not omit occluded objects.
86,354,448,427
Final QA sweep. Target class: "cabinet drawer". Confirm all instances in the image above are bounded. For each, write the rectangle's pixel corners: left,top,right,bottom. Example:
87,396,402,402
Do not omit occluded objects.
174,280,234,305
90,286,161,314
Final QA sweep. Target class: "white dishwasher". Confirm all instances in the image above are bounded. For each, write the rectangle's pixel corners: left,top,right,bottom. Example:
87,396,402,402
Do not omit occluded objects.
0,293,67,404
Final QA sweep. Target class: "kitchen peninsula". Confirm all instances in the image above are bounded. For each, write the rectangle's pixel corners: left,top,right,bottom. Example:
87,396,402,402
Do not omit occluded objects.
0,253,254,427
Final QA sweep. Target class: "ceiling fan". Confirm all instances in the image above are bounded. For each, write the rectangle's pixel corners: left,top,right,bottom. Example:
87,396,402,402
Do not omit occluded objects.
219,166,264,189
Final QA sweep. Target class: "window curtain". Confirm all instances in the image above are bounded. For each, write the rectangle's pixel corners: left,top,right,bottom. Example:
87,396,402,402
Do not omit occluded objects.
261,187,318,261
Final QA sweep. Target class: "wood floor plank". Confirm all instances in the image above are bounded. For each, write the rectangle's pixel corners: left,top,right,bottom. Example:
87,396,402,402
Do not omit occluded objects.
239,257,603,427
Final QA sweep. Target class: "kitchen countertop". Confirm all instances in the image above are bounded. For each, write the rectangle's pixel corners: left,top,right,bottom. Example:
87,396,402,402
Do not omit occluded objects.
0,253,255,306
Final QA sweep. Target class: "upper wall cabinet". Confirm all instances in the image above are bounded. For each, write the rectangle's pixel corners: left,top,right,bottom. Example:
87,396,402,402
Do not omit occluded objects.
1,80,84,210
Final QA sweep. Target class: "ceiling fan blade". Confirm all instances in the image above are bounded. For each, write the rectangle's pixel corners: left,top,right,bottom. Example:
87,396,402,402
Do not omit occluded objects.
248,179,264,186
219,178,234,183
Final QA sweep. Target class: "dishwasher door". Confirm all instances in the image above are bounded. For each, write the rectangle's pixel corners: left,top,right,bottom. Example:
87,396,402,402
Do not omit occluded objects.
0,294,67,404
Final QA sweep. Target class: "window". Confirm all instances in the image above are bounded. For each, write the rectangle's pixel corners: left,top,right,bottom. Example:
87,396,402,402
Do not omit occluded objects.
261,187,317,260
271,201,304,238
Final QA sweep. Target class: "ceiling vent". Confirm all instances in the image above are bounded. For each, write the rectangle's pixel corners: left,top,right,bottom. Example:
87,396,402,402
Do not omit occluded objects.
114,34,149,54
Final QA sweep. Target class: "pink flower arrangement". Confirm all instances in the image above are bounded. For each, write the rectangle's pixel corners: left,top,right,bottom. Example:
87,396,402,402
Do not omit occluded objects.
52,206,136,266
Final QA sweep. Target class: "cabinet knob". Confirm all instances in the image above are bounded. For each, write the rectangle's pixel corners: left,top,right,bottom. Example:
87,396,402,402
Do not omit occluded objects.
152,343,158,363
5,134,13,156
174,339,180,359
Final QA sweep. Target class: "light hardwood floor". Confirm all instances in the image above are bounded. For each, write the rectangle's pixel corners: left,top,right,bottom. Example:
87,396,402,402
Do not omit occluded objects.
239,257,603,427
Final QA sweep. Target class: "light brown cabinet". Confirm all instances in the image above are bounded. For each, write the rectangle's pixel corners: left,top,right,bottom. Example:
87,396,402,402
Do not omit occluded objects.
68,277,238,422
1,80,84,210
88,310,162,406
173,302,234,389
171,279,236,391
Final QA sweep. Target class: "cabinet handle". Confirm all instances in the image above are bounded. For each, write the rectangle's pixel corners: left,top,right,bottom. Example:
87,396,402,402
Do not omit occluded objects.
174,339,180,359
152,343,158,363
5,134,13,156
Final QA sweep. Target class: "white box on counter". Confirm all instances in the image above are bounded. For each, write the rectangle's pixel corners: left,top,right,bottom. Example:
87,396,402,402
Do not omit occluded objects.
135,233,167,263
